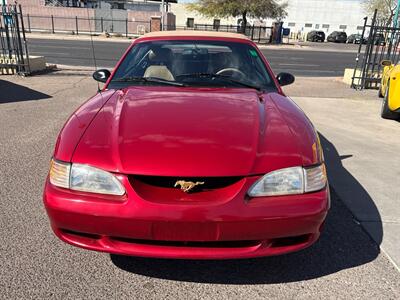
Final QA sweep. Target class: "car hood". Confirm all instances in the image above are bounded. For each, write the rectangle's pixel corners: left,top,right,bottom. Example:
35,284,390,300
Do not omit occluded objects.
72,86,309,177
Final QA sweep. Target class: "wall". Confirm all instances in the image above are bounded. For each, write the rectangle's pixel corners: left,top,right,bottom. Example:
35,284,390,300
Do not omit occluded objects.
23,7,96,32
170,3,237,27
19,0,163,34
279,0,366,36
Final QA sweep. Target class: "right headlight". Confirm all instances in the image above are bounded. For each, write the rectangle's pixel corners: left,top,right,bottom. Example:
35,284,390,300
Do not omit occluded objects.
248,164,327,197
49,159,125,196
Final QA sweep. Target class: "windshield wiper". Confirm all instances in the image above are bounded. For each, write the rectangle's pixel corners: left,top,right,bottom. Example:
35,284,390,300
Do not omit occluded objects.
112,76,186,87
177,73,262,91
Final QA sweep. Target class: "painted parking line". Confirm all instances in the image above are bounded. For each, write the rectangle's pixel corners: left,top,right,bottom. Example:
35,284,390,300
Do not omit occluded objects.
265,56,305,60
278,63,320,67
277,69,338,74
29,51,70,56
29,45,91,50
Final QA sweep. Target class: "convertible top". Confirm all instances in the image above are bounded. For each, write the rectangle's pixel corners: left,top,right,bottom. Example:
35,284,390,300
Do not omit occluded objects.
138,30,251,41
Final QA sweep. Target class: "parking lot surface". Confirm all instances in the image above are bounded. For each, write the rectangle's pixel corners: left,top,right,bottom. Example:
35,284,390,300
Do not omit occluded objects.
1,72,399,299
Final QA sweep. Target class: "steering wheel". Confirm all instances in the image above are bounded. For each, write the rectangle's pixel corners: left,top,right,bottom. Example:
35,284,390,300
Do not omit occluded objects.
216,68,246,79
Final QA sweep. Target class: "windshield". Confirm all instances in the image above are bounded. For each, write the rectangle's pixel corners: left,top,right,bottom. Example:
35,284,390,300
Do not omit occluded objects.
109,40,276,91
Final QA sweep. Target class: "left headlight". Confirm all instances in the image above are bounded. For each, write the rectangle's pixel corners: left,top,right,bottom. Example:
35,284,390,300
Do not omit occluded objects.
49,159,125,196
248,164,327,197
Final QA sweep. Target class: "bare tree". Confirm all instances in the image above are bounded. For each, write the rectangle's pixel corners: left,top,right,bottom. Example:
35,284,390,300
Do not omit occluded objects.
363,0,397,24
187,0,288,33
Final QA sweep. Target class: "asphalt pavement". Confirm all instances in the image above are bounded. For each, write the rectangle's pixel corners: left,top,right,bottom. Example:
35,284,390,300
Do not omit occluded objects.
0,72,399,299
27,38,358,77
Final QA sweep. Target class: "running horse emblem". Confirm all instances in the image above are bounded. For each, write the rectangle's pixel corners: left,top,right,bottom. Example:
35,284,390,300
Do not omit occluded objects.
174,180,205,193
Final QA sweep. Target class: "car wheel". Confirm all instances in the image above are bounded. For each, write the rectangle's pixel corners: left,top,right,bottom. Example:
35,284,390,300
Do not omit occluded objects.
381,84,399,120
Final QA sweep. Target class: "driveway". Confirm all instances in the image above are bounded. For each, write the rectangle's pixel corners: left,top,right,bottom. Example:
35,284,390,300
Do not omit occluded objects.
0,72,399,299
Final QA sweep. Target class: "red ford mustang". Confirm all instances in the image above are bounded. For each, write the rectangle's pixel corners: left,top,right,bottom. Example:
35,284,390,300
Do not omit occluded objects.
44,31,330,259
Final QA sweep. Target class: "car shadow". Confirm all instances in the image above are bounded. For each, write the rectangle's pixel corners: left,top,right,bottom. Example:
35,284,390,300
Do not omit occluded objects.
318,133,383,246
0,79,52,104
110,134,382,284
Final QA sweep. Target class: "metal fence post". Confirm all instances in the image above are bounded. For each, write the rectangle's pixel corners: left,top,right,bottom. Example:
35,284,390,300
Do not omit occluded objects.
352,16,368,89
75,16,78,35
125,18,128,37
361,9,378,89
251,24,255,40
19,5,30,74
27,14,31,33
101,17,103,32
51,15,54,34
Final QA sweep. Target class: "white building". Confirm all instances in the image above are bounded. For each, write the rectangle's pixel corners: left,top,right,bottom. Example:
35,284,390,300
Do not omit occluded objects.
281,0,367,36
171,0,368,35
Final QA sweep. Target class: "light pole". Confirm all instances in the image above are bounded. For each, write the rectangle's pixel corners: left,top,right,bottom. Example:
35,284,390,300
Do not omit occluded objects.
161,0,165,31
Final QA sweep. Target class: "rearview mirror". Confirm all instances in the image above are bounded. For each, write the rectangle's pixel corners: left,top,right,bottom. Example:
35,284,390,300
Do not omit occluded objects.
381,60,392,67
93,69,111,83
276,72,295,86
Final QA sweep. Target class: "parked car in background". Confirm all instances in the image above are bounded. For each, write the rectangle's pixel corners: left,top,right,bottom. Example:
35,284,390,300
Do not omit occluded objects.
306,31,326,42
347,34,366,44
327,31,347,43
379,60,400,120
373,33,386,46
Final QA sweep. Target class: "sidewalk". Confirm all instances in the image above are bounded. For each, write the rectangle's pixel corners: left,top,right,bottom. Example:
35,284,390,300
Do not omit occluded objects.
26,32,133,43
283,77,377,100
283,80,400,270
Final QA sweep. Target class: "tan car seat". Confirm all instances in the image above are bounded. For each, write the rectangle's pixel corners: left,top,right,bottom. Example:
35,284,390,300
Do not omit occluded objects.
144,65,174,81
144,47,175,81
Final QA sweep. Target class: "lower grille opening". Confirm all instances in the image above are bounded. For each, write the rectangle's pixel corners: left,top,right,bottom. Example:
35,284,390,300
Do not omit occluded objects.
270,234,311,248
61,229,100,240
111,237,261,248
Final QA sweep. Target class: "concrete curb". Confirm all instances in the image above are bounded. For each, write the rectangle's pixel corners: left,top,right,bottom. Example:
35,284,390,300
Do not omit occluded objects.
26,33,134,43
259,44,358,53
54,64,106,71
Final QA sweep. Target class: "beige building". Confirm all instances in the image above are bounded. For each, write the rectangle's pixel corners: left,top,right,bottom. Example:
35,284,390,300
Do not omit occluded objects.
170,3,238,28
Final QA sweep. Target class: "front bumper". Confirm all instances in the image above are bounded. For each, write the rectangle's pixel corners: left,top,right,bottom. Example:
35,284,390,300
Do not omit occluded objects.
43,175,330,259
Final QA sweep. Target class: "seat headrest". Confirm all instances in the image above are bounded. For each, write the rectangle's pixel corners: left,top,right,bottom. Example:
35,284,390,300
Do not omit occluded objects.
148,47,172,63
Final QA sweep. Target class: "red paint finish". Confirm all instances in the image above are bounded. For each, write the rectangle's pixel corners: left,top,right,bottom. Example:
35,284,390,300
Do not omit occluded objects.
44,34,329,259
44,177,329,259
53,90,116,162
72,87,303,176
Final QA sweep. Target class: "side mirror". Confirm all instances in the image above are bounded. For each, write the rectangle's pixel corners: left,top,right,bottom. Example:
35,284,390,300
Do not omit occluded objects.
276,72,295,86
93,69,111,83
381,60,392,67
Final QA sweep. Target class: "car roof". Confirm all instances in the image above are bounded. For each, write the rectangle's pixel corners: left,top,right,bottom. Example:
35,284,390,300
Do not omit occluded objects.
138,30,251,41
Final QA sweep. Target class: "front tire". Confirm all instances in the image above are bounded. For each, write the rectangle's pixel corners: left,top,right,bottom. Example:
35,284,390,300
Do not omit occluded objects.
381,85,399,120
